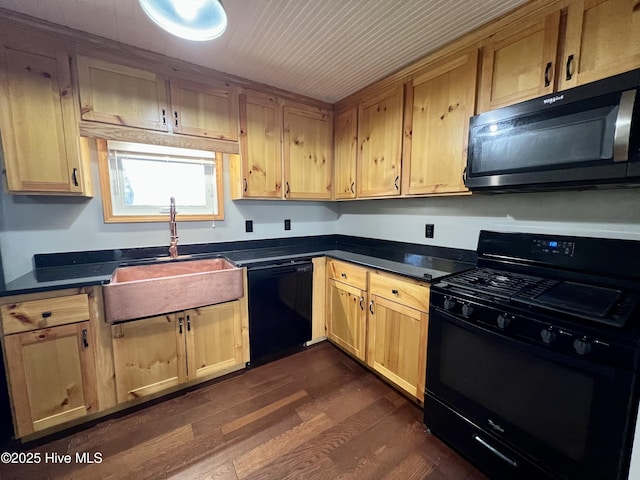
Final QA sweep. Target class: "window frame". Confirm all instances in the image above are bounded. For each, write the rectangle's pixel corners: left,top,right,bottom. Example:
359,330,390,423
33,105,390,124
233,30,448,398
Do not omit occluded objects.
97,139,224,223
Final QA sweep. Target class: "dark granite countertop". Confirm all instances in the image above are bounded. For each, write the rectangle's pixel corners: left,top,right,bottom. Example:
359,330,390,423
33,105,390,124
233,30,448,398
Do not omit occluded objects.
1,235,476,297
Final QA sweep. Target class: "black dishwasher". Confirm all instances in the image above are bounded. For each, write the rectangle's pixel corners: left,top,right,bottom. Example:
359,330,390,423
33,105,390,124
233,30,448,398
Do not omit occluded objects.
246,259,313,366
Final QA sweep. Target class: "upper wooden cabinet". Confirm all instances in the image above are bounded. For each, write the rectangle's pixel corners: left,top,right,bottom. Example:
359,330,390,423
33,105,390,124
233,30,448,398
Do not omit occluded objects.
357,84,404,197
77,56,238,141
237,92,283,198
234,91,333,200
404,49,478,195
76,55,168,131
0,45,91,195
169,78,238,140
478,11,561,112
560,0,640,90
283,102,332,199
333,107,358,199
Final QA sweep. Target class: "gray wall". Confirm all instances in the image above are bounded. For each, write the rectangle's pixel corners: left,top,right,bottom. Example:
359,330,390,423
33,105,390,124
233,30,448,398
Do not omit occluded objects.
1,139,639,283
335,189,640,250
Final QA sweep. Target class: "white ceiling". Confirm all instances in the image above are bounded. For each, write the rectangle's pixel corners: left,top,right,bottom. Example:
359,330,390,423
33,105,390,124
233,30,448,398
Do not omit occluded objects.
0,0,528,103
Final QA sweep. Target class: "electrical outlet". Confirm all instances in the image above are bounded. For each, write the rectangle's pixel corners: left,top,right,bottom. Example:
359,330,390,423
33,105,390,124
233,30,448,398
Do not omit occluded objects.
245,220,253,233
425,224,435,238
284,219,291,231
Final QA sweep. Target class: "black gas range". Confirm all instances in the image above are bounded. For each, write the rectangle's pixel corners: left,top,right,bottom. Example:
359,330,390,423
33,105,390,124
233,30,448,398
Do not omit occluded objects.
424,231,640,480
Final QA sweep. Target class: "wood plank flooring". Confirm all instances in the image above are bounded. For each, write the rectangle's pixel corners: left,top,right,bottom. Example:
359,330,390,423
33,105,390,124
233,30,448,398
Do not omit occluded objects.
0,342,487,480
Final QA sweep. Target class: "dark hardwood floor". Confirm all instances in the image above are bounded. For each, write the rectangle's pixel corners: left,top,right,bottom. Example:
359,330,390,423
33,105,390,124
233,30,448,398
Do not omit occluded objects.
0,342,487,480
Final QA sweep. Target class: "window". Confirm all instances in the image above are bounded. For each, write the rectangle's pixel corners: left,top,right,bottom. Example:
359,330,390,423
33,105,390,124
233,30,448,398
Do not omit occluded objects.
98,139,224,222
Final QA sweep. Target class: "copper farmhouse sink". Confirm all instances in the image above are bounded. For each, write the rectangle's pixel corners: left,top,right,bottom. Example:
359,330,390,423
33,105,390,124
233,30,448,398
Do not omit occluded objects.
103,258,244,323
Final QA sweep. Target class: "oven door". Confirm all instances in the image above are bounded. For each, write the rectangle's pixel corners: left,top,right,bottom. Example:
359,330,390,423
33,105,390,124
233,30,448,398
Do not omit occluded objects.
425,307,637,480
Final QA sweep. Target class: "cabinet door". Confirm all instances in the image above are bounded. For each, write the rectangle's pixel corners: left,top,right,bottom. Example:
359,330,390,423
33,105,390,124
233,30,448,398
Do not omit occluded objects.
170,78,238,140
4,321,97,437
0,46,87,194
405,49,477,195
186,302,244,380
367,296,428,401
333,107,358,199
560,0,640,90
478,11,560,112
357,85,404,197
327,279,367,361
111,314,186,404
283,103,332,199
238,93,283,198
76,55,168,131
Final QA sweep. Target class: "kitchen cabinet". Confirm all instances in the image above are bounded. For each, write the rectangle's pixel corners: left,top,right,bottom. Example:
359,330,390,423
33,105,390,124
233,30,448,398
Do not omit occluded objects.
326,260,367,361
560,0,640,90
325,259,430,401
111,301,243,404
333,106,358,199
236,91,283,198
169,78,238,141
283,102,332,199
1,292,97,438
0,44,91,195
403,49,477,195
235,91,333,200
367,271,429,402
357,84,404,197
76,55,169,131
478,10,561,112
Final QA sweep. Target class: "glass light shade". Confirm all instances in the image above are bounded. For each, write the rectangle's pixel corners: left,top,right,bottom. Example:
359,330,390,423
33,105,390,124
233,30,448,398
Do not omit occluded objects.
139,0,227,41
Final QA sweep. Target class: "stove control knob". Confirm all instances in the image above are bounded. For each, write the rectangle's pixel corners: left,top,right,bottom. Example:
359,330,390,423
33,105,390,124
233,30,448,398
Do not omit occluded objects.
496,314,511,329
573,337,592,356
444,297,457,311
461,304,475,317
540,328,557,344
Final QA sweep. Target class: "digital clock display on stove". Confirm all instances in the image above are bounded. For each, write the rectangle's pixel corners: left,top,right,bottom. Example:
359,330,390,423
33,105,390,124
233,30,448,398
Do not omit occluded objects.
532,238,575,257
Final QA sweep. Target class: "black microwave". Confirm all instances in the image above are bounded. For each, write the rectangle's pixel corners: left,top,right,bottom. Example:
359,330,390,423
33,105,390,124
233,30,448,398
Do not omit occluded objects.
464,68,640,192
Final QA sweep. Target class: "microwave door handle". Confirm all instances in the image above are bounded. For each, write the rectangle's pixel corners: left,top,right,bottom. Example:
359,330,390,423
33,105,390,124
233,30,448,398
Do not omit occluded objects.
613,89,636,162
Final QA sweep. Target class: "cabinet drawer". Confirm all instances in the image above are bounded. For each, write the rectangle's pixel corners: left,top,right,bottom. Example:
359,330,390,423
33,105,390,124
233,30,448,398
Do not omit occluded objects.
327,259,367,289
1,294,90,335
369,272,430,312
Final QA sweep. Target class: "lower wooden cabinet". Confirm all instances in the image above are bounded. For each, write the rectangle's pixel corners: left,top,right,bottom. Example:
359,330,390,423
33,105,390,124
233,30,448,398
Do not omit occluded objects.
327,278,367,361
4,321,97,437
111,301,243,404
325,260,430,402
366,295,428,401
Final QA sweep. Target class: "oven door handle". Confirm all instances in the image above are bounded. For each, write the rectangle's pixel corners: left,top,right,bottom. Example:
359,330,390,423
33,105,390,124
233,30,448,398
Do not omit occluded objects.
472,435,519,468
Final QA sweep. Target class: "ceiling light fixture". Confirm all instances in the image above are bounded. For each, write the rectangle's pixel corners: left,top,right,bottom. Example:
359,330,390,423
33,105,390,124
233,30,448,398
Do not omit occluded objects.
139,0,227,42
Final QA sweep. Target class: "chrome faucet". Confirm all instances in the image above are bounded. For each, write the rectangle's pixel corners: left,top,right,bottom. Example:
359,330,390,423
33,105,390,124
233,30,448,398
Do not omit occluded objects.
169,196,178,258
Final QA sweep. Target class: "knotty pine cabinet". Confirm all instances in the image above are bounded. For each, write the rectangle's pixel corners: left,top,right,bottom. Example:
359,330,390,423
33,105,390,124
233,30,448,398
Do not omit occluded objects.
403,49,478,195
0,44,91,195
111,301,244,404
234,91,333,200
478,10,561,112
366,271,429,402
479,0,640,113
76,55,238,141
560,0,640,90
0,291,97,438
169,78,238,141
326,260,368,361
283,102,332,200
325,259,430,401
333,107,358,199
357,84,404,197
